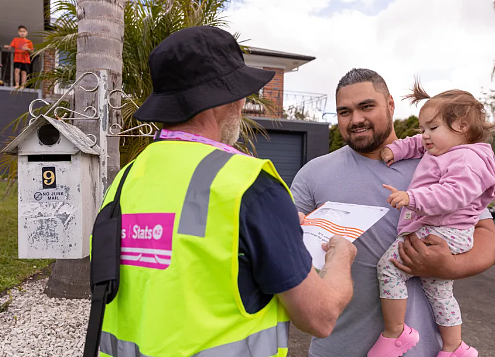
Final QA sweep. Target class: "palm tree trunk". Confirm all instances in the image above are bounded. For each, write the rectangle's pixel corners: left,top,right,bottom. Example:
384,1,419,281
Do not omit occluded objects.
45,0,127,299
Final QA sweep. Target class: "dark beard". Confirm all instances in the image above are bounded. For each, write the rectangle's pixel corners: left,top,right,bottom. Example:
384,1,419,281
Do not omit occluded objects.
345,115,393,153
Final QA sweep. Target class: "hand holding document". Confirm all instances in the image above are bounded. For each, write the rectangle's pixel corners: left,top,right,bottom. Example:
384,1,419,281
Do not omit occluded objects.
302,202,389,269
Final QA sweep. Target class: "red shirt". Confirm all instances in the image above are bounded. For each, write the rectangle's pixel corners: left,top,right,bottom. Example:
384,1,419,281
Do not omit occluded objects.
10,37,33,64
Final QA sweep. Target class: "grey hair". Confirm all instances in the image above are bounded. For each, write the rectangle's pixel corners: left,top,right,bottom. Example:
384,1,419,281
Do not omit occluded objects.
336,68,390,98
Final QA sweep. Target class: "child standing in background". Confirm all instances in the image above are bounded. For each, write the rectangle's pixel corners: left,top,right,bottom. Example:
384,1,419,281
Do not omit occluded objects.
4,25,33,88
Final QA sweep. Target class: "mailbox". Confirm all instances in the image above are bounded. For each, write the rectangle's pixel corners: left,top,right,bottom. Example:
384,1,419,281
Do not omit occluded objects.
2,115,100,259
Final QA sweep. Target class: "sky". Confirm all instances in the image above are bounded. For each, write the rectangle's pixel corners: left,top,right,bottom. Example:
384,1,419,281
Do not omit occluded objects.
224,0,495,122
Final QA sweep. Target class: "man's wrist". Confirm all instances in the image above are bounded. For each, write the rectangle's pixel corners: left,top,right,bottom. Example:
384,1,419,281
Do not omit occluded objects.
324,249,352,264
435,254,458,279
321,255,352,278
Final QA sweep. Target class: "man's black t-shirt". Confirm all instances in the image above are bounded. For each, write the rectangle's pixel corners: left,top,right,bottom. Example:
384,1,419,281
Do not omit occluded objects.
237,171,312,314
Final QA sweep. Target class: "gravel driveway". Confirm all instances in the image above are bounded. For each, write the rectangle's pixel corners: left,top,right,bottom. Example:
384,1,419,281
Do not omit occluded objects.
0,279,90,357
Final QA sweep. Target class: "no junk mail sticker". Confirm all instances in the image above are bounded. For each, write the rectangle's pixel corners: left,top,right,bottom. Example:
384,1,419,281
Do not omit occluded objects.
33,167,67,202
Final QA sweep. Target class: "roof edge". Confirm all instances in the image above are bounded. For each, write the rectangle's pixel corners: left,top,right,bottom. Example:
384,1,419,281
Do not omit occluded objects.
245,47,316,62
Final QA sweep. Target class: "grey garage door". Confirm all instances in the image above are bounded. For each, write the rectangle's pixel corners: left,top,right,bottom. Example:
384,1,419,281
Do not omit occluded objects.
254,130,304,186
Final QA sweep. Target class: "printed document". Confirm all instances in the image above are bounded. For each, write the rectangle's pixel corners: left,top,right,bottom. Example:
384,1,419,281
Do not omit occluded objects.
302,202,389,269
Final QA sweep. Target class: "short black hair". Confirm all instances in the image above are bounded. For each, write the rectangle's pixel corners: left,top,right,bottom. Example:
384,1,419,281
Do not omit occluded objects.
18,25,27,31
336,68,390,98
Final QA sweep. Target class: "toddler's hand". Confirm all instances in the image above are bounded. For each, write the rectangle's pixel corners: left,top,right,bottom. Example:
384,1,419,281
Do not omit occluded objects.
381,147,394,166
383,184,409,210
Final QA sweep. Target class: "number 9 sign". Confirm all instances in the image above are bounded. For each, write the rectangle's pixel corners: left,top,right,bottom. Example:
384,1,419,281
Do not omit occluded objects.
42,167,56,189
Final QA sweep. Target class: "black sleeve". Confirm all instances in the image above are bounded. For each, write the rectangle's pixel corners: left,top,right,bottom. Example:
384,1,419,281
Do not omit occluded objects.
239,171,312,295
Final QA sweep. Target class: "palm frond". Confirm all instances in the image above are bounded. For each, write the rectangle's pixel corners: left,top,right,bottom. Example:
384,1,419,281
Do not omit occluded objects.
235,116,268,156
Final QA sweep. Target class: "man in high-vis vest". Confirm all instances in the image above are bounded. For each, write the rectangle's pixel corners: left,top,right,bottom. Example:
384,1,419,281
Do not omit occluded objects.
90,26,356,357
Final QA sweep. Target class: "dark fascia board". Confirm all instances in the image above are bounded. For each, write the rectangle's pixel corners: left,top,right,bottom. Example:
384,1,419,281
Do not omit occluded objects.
44,0,51,30
246,47,316,62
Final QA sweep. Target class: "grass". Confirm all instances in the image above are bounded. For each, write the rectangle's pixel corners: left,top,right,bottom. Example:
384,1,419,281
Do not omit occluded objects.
0,181,54,293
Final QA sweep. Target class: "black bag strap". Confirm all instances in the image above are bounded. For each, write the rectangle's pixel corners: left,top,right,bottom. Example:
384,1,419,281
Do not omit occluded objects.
83,162,134,357
110,163,134,216
83,284,108,357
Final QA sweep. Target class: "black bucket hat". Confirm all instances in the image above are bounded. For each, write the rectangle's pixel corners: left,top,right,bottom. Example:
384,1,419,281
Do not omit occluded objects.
133,26,275,124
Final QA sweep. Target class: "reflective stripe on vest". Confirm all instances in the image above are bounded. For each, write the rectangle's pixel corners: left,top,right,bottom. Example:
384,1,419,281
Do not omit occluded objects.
178,149,233,237
100,322,289,357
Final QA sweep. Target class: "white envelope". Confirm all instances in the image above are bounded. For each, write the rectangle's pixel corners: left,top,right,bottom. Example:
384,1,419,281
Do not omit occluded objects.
302,201,389,269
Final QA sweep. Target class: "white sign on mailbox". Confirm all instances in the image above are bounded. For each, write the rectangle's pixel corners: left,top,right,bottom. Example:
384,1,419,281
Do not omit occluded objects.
2,115,100,259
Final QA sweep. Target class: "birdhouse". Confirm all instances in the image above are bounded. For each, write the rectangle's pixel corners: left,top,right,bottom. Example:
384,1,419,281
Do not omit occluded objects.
2,115,100,259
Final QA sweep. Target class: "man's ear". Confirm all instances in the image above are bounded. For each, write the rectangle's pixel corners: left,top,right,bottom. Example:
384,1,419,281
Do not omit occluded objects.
388,95,395,115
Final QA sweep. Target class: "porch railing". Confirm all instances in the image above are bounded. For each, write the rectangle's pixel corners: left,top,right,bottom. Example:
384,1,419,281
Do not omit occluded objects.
243,89,328,122
0,48,42,88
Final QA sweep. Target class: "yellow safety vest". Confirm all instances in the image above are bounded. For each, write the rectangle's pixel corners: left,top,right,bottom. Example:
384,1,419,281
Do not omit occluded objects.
99,140,291,357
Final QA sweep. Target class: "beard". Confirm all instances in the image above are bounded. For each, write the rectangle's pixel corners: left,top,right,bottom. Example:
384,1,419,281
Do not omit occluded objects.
345,109,393,153
220,102,243,146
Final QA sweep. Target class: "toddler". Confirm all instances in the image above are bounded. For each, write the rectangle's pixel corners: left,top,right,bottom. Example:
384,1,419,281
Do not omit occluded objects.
368,81,495,357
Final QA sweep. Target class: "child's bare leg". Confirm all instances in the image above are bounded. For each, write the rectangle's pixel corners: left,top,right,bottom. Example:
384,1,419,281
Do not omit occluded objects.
20,70,27,86
439,325,462,352
14,68,20,87
381,298,407,338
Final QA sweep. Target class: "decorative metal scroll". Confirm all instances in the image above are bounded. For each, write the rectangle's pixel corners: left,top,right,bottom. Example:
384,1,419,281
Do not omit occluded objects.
108,123,159,138
108,89,140,110
27,71,156,139
86,134,98,147
107,89,161,138
53,106,98,121
29,71,100,122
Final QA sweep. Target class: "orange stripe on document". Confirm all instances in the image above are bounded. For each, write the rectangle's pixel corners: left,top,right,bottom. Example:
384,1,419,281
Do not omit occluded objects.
302,220,363,239
303,218,365,236
305,218,365,235
303,222,358,240
310,222,362,239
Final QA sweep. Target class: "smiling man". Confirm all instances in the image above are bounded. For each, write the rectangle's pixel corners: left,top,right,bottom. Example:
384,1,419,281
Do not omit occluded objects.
291,68,495,357
335,73,394,156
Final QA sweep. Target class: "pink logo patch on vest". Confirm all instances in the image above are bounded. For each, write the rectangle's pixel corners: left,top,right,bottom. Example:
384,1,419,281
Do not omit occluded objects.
121,213,175,270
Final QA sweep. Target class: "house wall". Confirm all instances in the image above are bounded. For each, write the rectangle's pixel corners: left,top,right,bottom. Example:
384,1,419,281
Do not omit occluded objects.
0,0,45,48
42,49,56,99
243,67,285,119
262,67,284,118
0,88,42,176
0,89,41,148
